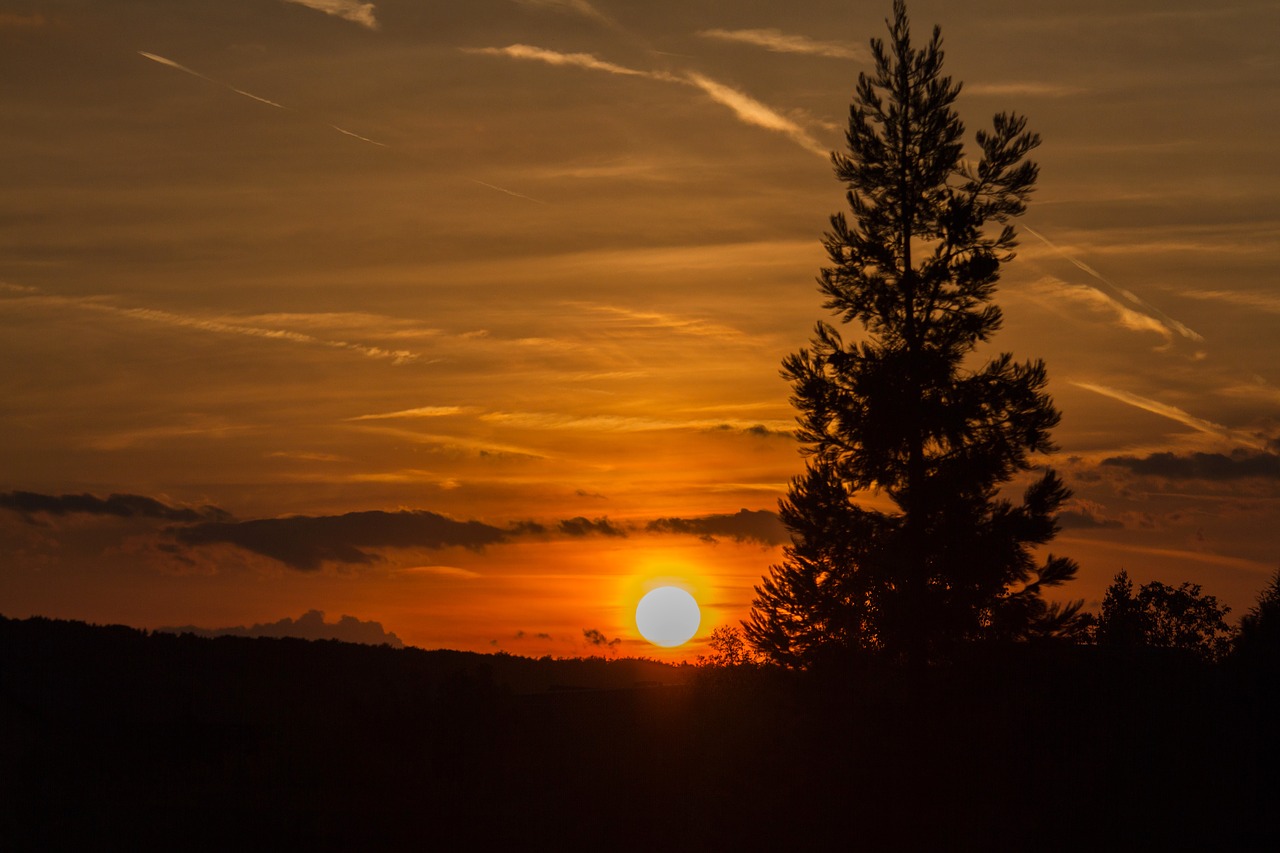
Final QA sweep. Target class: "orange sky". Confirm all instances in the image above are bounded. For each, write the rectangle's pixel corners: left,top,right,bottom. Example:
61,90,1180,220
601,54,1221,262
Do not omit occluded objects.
3,0,1279,659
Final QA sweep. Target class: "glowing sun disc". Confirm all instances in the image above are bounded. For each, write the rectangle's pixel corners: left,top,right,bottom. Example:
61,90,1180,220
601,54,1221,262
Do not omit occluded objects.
635,586,701,647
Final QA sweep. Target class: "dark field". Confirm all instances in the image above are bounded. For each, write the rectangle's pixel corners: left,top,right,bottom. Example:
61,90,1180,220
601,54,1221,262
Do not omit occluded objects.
2,615,1276,851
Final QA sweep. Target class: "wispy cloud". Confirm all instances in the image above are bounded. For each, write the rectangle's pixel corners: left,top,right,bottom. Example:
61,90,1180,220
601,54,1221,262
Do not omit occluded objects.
139,51,289,109
346,425,548,459
1024,226,1202,343
572,303,750,342
1181,288,1280,314
479,410,792,433
698,27,863,60
966,82,1084,98
1072,381,1267,449
269,451,347,462
512,0,613,26
467,45,828,157
683,72,827,157
107,305,419,363
465,44,674,81
282,0,379,30
348,406,471,421
399,565,482,579
2,287,420,364
1027,277,1176,341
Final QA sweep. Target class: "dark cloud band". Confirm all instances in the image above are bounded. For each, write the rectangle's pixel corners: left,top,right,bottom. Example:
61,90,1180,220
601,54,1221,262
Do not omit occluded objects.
1102,451,1280,481
0,490,230,523
174,510,509,571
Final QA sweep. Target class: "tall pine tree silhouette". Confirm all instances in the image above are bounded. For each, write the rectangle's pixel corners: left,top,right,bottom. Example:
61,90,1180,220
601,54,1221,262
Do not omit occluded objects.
746,0,1081,666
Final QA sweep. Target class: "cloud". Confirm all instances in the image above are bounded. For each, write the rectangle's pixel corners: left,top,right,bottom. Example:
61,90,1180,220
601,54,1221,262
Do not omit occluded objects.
269,451,347,462
282,0,379,30
2,286,419,364
159,609,403,646
1056,507,1124,530
106,305,419,362
465,45,670,80
646,508,789,545
1027,277,1177,342
1180,289,1280,314
697,28,863,60
173,510,509,571
1071,382,1268,449
1023,227,1202,343
683,72,827,157
558,516,627,537
466,45,827,157
1102,451,1280,481
399,565,482,579
0,491,231,523
572,303,750,342
965,82,1084,98
348,406,470,421
513,0,613,25
583,627,621,649
480,410,792,434
710,423,792,438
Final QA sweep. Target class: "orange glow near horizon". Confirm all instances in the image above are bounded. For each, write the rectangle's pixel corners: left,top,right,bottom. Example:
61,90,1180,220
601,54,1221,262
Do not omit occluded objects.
2,1,1278,657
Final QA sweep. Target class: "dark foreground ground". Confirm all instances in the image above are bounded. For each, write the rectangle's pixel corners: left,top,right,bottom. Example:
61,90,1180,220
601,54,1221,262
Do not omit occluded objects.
2,615,1276,851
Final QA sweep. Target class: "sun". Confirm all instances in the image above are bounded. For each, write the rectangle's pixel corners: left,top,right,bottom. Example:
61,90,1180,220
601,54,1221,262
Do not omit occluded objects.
635,586,701,648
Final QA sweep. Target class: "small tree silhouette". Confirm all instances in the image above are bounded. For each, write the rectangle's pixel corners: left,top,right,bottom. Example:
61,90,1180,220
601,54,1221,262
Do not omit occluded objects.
1235,567,1280,666
1096,570,1235,662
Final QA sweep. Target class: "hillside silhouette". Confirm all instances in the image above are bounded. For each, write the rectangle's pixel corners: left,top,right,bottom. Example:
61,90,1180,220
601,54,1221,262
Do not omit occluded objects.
3,614,1277,850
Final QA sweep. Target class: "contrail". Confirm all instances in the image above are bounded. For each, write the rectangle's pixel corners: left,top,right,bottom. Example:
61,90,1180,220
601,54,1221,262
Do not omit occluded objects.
139,51,289,109
470,179,549,205
329,124,388,147
1024,225,1202,342
1072,381,1267,449
140,51,542,203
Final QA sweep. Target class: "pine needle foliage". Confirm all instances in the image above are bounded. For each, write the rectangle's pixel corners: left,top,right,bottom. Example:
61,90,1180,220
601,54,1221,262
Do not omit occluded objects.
746,0,1082,665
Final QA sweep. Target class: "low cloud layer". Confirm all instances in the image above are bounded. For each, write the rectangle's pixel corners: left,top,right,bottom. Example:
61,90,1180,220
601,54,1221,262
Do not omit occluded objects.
646,509,789,545
159,609,403,646
173,510,509,571
582,627,620,650
1,490,230,523
558,516,626,538
1102,451,1280,481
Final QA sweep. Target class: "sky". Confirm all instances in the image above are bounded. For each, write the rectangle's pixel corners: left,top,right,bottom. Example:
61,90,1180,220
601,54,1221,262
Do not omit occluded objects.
2,0,1278,660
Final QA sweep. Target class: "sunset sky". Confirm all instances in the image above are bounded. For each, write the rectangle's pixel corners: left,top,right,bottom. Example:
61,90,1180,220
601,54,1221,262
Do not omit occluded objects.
3,0,1278,659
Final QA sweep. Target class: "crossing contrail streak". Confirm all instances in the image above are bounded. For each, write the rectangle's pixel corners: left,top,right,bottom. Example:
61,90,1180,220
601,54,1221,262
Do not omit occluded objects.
1024,225,1202,343
138,51,289,109
139,52,544,203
